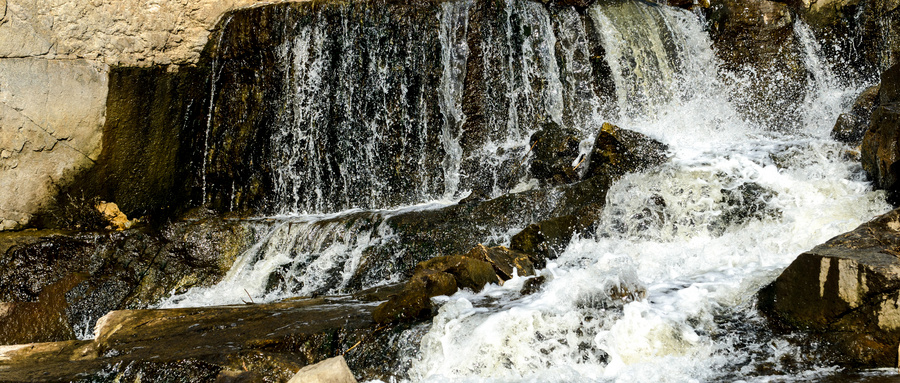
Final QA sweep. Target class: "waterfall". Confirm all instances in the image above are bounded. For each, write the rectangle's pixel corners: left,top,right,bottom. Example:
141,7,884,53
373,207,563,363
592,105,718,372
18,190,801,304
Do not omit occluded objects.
405,2,890,382
172,0,891,380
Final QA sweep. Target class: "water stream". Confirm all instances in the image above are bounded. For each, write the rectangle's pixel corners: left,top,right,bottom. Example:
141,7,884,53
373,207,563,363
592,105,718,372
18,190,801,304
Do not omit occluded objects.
165,0,891,380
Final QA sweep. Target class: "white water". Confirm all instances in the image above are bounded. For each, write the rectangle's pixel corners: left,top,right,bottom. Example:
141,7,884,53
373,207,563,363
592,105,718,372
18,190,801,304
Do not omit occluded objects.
401,3,891,383
164,0,891,380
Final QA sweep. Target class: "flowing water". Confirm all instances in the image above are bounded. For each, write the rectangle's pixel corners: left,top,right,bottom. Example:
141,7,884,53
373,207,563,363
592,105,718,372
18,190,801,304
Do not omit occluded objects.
165,0,893,381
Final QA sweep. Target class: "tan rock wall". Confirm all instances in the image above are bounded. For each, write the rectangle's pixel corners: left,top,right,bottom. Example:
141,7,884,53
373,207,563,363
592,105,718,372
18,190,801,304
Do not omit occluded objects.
0,0,290,230
0,0,284,66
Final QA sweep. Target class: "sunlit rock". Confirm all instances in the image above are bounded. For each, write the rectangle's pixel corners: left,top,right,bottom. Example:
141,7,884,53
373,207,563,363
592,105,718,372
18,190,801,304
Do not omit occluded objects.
758,208,900,367
288,356,358,383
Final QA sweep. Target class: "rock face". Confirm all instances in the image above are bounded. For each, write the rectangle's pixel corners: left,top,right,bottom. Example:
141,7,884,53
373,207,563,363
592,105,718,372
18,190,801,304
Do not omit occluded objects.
0,0,282,66
0,59,107,231
758,208,900,367
862,64,900,203
0,0,270,230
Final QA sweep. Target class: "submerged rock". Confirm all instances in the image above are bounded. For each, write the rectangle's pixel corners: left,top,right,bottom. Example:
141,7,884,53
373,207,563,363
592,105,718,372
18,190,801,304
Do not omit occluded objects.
758,208,900,367
529,122,583,186
706,0,807,128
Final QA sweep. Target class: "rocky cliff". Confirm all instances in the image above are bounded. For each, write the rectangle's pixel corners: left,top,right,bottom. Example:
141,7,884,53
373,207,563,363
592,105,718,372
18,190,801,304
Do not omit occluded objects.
0,0,287,230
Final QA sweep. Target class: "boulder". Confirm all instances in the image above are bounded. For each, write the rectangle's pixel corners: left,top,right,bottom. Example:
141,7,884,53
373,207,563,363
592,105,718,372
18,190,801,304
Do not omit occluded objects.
832,84,882,145
414,255,500,292
288,356,358,383
583,122,668,179
372,270,458,324
758,208,900,367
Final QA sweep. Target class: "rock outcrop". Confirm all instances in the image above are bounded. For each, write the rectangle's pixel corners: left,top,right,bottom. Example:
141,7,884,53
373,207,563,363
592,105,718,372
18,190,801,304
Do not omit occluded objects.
0,0,279,230
862,63,900,203
758,208,900,367
832,84,881,145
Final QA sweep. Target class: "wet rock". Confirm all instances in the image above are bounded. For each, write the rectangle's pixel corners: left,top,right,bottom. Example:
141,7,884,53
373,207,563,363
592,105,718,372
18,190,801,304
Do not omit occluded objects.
288,356,358,383
372,270,458,324
510,215,579,261
520,275,547,295
832,84,881,145
529,122,583,186
0,298,381,382
0,217,268,345
463,244,536,280
0,272,86,344
758,208,900,367
583,122,668,179
862,64,900,203
706,0,806,128
415,255,500,292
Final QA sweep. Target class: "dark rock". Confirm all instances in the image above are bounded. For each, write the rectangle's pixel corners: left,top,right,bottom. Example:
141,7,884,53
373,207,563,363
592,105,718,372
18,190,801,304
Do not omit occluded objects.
583,122,668,179
832,84,881,145
861,103,900,203
0,272,86,344
710,182,780,235
463,244,536,280
758,208,900,367
881,62,900,104
510,215,579,261
706,0,806,128
0,298,382,382
0,218,268,345
529,122,583,186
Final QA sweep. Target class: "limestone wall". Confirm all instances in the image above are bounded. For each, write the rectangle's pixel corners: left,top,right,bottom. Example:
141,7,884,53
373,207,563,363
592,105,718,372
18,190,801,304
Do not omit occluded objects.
0,0,285,230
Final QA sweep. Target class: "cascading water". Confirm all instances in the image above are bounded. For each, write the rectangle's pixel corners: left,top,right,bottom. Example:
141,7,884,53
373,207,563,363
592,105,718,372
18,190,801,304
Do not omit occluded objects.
401,3,892,383
167,0,892,380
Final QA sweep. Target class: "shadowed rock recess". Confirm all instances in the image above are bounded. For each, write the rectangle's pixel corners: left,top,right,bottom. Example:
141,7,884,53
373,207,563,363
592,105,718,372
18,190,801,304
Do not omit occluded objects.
1,0,900,380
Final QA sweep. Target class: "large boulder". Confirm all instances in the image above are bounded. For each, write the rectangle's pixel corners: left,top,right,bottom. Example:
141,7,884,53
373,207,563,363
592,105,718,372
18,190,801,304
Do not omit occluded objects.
758,208,900,367
861,64,900,203
529,122,583,186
